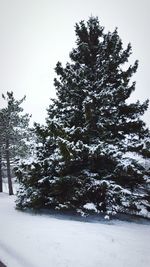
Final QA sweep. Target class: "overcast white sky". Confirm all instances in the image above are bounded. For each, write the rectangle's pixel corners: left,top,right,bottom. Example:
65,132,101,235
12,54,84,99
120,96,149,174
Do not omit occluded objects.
0,0,149,126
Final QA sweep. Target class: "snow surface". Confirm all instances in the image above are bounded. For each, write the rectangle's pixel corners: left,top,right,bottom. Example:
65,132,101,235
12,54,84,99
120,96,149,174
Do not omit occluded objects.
0,193,150,267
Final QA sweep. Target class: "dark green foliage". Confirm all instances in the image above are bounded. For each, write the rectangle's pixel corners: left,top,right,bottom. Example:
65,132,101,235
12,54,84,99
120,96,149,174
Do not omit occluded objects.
16,17,150,218
0,92,31,159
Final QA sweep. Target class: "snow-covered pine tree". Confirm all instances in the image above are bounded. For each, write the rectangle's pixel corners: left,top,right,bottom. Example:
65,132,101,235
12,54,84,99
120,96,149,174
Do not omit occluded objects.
0,144,2,192
16,17,150,217
0,92,31,195
0,115,4,192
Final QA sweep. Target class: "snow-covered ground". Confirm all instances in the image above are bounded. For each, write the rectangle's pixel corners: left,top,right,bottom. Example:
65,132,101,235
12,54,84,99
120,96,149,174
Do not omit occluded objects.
0,193,150,267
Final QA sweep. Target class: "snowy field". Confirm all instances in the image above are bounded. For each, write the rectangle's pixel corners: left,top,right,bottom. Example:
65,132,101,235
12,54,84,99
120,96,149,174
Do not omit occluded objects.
0,193,150,267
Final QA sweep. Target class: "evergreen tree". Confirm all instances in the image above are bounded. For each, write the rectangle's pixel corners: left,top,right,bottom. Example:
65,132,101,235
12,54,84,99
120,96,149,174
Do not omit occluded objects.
0,147,2,192
0,109,6,193
16,17,150,217
0,92,31,195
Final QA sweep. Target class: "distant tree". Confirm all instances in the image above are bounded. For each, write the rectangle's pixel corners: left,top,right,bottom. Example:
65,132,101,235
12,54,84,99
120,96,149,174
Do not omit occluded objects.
0,111,5,193
16,17,150,217
0,92,31,195
0,147,2,192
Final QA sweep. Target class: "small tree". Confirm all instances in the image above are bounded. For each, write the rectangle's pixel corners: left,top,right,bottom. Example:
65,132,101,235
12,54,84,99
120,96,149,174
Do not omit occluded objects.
0,110,6,193
0,147,2,192
0,92,31,195
16,17,150,217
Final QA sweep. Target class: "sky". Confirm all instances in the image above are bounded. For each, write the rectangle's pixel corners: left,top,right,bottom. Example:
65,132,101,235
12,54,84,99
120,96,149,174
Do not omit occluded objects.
0,0,149,126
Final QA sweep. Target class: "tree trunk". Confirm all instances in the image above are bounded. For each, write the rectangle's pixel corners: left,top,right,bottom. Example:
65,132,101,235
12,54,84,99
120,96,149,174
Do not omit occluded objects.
6,138,13,195
0,148,2,192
